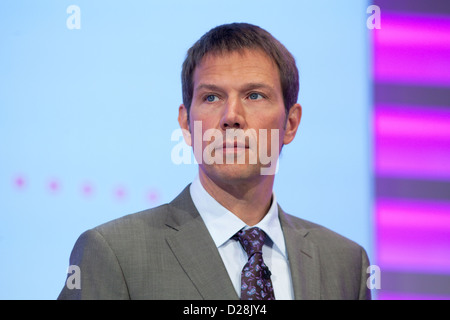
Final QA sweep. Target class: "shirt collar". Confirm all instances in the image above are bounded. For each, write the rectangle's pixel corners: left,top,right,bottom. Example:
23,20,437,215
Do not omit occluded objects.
189,175,287,258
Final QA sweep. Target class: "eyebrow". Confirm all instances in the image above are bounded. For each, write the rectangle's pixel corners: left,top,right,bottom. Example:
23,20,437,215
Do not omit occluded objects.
194,83,223,93
194,82,276,94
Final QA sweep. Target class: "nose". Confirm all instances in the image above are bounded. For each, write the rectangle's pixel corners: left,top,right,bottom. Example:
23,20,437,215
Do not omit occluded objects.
220,97,246,130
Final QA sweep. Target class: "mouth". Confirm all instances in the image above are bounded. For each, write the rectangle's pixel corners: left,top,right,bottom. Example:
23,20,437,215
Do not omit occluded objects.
210,141,249,156
221,141,248,150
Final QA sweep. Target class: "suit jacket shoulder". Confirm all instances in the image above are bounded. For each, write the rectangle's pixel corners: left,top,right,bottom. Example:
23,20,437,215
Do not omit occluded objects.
58,186,237,300
58,186,371,300
279,209,371,300
282,210,364,251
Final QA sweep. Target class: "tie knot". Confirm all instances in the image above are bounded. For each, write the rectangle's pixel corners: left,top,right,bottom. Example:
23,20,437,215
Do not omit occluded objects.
233,227,267,257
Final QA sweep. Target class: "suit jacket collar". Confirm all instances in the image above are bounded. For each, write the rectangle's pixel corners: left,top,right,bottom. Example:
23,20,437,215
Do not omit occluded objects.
279,205,321,299
164,185,239,300
190,176,287,259
163,185,321,300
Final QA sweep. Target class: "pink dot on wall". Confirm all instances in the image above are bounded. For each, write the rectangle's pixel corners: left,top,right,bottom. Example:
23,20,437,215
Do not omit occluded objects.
48,179,61,194
14,175,26,190
114,186,127,201
147,189,160,203
81,182,94,198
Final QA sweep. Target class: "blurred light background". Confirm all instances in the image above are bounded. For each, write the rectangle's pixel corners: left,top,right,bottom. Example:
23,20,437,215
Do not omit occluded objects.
372,0,450,299
0,0,448,300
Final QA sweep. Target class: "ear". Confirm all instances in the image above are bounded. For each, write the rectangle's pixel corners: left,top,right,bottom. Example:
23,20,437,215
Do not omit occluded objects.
283,103,302,145
178,104,192,146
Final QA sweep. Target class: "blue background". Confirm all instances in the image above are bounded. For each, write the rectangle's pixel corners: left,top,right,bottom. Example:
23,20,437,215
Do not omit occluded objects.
0,0,372,299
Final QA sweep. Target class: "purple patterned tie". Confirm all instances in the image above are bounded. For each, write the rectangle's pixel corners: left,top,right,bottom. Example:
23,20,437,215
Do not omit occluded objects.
233,227,275,300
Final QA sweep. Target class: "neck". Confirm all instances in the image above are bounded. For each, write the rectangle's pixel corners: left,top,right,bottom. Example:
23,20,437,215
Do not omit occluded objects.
198,170,274,226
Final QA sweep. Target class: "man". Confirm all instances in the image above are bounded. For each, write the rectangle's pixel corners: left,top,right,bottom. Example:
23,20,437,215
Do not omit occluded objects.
58,23,371,300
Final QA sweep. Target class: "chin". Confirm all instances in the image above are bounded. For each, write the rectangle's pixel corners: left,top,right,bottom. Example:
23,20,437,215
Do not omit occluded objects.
204,163,263,184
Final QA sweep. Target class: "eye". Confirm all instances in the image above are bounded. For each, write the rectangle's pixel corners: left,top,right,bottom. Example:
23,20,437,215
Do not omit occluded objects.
248,92,264,100
205,94,219,102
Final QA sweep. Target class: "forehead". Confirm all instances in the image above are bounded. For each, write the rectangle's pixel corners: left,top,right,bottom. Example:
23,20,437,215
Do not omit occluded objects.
193,49,281,91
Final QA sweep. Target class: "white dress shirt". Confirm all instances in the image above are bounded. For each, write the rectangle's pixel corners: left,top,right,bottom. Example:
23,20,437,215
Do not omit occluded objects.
189,175,294,300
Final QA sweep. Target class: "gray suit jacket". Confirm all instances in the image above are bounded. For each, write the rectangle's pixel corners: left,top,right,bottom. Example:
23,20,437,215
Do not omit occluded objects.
58,185,371,300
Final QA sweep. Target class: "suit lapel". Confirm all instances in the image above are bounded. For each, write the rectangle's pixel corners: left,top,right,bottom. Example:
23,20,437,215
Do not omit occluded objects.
164,186,238,300
163,186,321,300
279,208,321,300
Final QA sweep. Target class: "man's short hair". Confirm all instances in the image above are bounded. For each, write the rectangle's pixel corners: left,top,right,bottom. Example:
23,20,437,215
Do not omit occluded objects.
181,23,299,116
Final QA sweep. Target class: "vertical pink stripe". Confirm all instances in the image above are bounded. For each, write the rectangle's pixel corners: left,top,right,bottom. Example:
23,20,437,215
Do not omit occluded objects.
374,13,450,85
376,105,450,139
375,13,450,47
375,106,450,179
376,199,450,273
